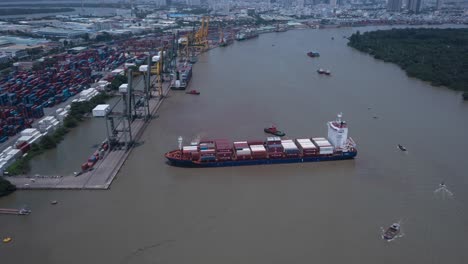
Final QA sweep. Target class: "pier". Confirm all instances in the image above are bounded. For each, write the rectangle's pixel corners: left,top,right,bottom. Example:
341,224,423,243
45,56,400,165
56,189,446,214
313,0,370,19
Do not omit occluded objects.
5,79,172,190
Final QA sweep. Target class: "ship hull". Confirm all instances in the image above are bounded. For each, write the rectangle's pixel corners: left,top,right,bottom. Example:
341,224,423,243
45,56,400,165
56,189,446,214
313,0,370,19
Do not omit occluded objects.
170,84,187,90
166,151,357,168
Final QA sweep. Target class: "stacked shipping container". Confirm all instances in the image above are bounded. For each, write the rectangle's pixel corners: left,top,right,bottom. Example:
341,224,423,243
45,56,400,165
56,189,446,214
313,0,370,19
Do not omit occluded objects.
0,45,127,140
234,141,251,159
215,139,233,161
312,137,334,155
296,138,318,156
266,137,284,158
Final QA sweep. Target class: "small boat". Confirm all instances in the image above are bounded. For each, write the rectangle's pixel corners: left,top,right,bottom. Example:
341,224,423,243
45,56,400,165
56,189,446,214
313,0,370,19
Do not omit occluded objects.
186,90,200,95
317,69,331,75
50,200,58,205
264,125,286,137
18,208,31,215
383,223,400,241
307,51,320,58
3,237,12,243
398,144,407,151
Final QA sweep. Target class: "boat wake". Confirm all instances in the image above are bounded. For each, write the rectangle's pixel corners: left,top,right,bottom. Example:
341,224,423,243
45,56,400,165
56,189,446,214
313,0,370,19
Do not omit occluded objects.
434,182,454,199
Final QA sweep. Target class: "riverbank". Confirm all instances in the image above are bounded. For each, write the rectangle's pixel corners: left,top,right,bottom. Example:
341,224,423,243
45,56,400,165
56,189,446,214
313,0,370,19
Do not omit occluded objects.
0,177,15,197
5,93,112,176
347,28,468,99
5,77,172,189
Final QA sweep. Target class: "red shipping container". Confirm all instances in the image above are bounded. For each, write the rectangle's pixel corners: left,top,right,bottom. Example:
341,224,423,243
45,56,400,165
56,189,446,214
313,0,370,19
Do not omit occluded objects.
20,143,31,154
16,141,27,149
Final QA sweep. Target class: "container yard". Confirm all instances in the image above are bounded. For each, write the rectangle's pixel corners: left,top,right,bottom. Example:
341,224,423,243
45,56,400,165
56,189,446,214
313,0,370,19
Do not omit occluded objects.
165,114,357,167
5,78,172,189
0,45,127,147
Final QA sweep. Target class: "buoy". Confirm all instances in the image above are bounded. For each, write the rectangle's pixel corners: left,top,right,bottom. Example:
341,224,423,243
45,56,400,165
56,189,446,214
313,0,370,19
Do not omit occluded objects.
3,237,12,243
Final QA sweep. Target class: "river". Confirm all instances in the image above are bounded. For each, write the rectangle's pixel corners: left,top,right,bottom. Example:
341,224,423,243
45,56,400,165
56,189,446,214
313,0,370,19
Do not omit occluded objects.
1,26,468,264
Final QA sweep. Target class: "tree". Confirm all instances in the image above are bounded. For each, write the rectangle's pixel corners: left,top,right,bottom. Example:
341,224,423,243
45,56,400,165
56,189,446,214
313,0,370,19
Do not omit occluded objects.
0,177,16,197
39,135,57,149
109,74,128,90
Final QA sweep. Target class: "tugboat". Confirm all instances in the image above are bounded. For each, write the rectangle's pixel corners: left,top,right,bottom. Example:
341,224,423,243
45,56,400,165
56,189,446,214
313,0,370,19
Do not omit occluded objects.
398,144,407,151
383,223,400,241
307,51,320,58
186,90,200,95
264,125,286,137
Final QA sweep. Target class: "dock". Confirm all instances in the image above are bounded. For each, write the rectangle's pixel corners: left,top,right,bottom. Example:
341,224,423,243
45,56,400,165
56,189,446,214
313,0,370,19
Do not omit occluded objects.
5,78,172,190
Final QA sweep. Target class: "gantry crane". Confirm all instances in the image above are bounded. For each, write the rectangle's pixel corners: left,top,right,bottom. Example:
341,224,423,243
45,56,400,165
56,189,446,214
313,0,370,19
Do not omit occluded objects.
193,16,210,52
150,47,165,98
219,24,226,47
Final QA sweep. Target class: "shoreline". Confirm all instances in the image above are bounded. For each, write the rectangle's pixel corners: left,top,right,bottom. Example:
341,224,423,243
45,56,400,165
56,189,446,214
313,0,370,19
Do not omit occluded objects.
4,77,173,190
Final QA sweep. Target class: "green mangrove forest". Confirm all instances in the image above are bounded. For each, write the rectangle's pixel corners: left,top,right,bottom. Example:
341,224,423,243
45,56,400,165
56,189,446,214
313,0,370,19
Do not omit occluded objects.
348,28,468,100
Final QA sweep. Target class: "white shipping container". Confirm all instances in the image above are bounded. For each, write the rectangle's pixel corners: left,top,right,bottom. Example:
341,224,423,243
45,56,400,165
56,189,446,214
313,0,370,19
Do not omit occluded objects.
299,143,317,149
233,141,248,144
267,136,281,142
92,104,110,117
281,139,294,143
20,128,37,137
312,137,327,141
139,65,149,72
313,139,332,147
319,150,334,155
7,149,22,159
117,83,127,93
237,149,251,154
250,145,266,151
16,136,33,144
183,146,198,150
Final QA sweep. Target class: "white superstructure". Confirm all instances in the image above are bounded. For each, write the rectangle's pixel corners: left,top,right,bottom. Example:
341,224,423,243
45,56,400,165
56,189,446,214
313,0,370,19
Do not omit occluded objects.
327,113,349,150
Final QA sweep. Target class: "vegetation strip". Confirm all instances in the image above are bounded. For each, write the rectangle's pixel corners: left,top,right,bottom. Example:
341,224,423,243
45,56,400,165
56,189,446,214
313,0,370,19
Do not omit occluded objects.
6,93,112,176
0,177,16,197
348,28,468,100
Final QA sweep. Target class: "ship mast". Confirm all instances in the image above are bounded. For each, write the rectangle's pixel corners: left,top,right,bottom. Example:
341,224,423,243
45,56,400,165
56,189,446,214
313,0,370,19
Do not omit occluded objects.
178,136,183,151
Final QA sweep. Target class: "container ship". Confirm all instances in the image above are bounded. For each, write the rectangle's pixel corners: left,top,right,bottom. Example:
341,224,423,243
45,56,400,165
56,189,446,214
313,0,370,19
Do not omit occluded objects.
165,114,357,167
235,29,259,41
170,63,192,90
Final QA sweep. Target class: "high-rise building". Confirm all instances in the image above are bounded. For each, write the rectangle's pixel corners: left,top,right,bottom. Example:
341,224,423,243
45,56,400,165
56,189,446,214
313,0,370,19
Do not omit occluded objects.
436,0,443,10
186,0,201,5
330,0,337,7
387,0,402,12
407,0,422,13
